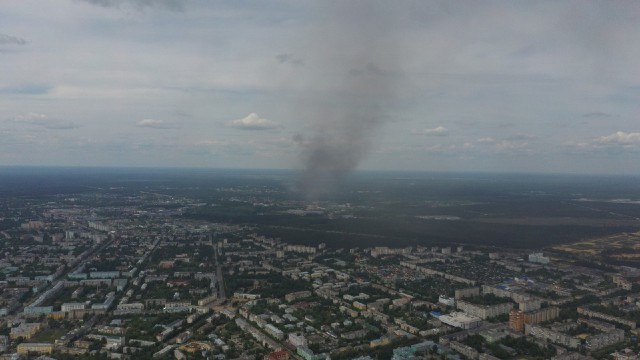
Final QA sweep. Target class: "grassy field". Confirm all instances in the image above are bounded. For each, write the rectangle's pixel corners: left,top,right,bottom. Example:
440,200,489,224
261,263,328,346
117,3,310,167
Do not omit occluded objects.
31,328,67,343
553,231,640,265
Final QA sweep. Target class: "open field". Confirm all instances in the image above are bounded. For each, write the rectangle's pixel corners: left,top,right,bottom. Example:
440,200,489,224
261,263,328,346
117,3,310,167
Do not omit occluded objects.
553,231,640,265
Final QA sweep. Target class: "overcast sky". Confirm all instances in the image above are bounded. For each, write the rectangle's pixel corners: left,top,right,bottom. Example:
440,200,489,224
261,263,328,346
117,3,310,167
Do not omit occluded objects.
1,0,640,174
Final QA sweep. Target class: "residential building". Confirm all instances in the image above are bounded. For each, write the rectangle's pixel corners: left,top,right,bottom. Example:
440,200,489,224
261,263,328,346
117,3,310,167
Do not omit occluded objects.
17,342,54,355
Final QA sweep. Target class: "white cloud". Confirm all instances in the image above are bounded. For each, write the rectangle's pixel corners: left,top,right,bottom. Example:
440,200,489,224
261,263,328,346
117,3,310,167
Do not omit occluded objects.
476,137,495,143
78,0,183,11
564,131,640,154
596,131,640,145
493,140,530,152
472,136,531,154
411,126,449,136
137,118,175,129
8,113,79,130
229,113,281,130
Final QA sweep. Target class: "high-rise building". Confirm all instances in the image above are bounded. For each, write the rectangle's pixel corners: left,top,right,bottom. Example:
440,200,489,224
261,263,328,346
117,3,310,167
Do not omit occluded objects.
509,309,524,332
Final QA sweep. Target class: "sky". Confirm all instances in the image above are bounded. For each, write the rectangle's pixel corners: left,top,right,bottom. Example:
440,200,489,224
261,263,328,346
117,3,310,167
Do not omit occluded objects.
1,0,640,175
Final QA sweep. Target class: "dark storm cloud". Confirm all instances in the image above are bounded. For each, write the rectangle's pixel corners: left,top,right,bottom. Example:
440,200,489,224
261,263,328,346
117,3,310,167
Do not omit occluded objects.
276,53,304,67
0,34,27,45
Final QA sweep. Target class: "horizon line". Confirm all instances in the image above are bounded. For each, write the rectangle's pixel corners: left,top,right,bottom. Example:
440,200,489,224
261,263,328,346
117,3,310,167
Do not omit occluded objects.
0,164,639,178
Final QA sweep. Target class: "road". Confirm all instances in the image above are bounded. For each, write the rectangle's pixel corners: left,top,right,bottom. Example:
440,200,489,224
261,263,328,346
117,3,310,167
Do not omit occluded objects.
213,238,226,302
215,249,226,301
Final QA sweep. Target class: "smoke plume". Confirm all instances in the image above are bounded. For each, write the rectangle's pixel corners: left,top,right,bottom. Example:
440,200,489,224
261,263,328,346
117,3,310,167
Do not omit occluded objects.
294,2,402,198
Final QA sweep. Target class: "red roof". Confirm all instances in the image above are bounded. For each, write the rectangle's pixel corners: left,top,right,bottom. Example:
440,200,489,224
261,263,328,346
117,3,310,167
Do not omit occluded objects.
265,350,289,360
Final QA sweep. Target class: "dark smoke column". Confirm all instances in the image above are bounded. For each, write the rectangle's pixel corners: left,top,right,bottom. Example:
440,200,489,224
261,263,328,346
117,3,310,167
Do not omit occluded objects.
294,2,402,198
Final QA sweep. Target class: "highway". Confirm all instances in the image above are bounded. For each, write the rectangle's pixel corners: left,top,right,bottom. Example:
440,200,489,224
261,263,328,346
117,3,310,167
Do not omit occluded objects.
214,244,226,301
